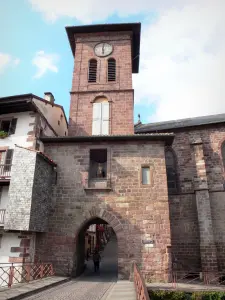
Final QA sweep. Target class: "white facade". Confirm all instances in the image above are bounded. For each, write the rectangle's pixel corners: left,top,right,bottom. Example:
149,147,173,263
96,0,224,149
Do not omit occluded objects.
0,112,35,149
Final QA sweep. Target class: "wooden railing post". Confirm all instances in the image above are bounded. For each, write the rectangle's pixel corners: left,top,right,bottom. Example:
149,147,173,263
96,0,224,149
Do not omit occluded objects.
133,263,150,300
40,264,44,278
8,264,14,288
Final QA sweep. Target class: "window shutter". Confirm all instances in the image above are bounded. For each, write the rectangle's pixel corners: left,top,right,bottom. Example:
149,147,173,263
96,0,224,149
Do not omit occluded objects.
9,118,17,135
92,103,101,135
101,102,109,135
4,149,14,172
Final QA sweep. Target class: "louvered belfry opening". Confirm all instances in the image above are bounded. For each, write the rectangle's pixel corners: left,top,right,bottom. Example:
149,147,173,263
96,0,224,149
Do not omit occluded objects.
88,59,97,83
108,58,116,82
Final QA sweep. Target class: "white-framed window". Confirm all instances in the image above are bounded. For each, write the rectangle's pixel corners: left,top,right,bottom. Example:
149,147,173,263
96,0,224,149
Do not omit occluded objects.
92,99,109,135
141,166,151,185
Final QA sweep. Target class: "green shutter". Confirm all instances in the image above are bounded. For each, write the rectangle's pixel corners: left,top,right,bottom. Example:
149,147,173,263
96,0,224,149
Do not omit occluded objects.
9,118,17,135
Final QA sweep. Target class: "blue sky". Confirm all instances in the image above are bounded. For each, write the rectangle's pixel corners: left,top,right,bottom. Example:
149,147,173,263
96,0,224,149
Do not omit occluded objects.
0,0,225,124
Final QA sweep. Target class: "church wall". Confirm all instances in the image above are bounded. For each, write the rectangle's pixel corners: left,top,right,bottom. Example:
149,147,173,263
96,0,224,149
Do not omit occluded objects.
167,124,225,272
35,140,171,280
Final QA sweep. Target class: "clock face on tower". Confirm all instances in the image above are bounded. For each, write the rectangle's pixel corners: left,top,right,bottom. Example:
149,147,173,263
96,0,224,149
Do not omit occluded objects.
94,43,113,57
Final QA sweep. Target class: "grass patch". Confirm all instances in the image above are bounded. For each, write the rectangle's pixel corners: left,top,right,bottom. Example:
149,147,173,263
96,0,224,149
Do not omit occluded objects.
149,290,225,300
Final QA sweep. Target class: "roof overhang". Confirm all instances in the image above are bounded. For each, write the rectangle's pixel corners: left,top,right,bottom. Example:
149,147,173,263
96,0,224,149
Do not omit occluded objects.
0,94,35,114
40,133,174,146
66,22,141,73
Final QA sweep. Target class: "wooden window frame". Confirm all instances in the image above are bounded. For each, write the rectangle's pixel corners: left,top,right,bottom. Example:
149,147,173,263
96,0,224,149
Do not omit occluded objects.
88,59,97,83
107,58,116,82
0,118,17,135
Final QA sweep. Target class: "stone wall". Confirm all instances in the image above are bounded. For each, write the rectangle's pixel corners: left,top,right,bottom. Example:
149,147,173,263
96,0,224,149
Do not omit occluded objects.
169,194,201,271
35,140,171,280
5,147,36,231
29,153,54,232
4,146,54,232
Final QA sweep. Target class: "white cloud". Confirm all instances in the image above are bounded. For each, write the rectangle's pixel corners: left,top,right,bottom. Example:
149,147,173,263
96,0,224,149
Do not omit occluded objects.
0,53,20,74
133,0,225,121
28,0,225,121
32,50,59,79
28,0,204,23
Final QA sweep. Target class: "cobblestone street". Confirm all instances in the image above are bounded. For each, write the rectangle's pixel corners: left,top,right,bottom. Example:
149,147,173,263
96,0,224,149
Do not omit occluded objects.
23,236,118,300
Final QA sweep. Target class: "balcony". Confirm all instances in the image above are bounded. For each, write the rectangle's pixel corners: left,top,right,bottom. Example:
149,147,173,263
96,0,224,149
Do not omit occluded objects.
0,209,6,226
84,178,112,191
0,164,11,182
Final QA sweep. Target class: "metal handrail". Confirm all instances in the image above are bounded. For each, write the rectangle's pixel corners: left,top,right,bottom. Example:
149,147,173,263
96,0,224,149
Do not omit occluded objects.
0,262,54,288
133,263,150,300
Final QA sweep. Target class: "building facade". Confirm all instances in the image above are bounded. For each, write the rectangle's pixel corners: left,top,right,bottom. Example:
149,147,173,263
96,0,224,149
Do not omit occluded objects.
0,93,67,264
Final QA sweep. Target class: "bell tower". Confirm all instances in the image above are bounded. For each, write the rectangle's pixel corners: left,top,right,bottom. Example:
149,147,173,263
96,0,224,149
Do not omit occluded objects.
66,23,141,136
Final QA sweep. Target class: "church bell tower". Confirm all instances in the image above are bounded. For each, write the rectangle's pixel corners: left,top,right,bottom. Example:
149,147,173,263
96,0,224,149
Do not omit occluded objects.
66,23,141,136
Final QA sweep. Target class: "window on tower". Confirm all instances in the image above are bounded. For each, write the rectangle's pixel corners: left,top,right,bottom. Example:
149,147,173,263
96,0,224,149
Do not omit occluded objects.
88,59,97,83
92,97,109,135
107,58,116,82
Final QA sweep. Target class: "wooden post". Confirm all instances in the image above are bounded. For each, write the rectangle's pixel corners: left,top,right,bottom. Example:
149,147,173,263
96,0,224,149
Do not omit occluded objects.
8,264,14,288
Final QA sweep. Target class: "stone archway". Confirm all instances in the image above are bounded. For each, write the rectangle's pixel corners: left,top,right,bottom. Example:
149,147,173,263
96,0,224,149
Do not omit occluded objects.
73,207,124,277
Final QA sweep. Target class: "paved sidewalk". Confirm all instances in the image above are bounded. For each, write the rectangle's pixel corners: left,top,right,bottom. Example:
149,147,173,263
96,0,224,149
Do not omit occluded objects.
102,281,136,300
0,276,69,300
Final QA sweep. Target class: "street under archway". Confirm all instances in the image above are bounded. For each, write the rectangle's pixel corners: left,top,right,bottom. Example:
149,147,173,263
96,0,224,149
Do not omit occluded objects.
74,217,118,280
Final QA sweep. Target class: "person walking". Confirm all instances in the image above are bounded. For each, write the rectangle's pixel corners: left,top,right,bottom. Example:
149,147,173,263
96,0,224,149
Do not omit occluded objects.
93,249,101,273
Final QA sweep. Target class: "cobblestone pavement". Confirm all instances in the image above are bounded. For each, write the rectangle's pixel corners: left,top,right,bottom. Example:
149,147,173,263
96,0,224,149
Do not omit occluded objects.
23,236,118,300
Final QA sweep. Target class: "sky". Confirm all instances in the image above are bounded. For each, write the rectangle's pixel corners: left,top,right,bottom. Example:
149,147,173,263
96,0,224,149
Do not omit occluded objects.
0,0,225,124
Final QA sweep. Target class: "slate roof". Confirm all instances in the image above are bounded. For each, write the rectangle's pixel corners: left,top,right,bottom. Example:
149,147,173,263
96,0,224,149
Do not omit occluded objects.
41,133,174,146
135,113,225,133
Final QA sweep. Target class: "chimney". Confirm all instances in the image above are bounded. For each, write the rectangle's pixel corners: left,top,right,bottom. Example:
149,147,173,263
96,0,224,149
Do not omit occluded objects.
44,92,55,104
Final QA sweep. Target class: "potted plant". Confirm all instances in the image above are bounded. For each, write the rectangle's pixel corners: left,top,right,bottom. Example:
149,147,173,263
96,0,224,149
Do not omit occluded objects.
0,131,8,139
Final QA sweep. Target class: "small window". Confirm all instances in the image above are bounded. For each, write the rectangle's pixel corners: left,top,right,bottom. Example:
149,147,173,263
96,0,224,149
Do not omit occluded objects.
142,166,151,185
65,132,67,136
89,149,107,179
108,58,116,82
88,59,97,83
58,120,60,125
1,120,10,132
0,118,17,135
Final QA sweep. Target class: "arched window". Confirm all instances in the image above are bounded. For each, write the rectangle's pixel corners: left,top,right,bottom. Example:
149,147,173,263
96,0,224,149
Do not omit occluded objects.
222,142,225,169
165,149,178,194
107,58,116,82
88,59,97,83
92,97,109,135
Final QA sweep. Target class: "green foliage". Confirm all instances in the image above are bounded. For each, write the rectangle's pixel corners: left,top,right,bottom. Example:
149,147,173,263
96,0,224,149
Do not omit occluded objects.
0,131,8,138
148,290,225,300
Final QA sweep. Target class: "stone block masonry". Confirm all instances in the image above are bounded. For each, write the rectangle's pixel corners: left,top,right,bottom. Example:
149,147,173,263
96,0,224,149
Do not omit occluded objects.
4,146,55,232
35,140,171,280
